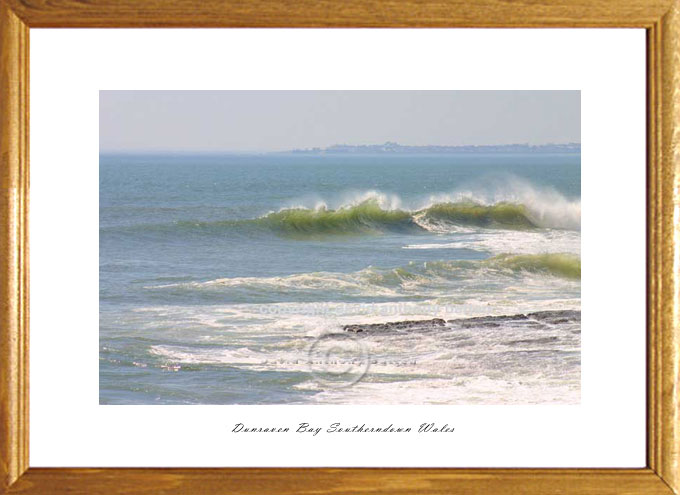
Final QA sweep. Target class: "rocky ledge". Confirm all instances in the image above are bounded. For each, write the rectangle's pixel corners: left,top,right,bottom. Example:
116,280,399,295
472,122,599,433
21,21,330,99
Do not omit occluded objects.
342,310,580,334
343,318,446,333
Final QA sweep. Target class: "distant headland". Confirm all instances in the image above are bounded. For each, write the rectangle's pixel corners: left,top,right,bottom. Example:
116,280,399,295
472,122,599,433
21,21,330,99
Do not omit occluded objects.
289,141,580,154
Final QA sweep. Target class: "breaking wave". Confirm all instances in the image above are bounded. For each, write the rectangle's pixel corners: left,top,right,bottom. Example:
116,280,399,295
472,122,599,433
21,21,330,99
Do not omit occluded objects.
254,193,579,236
239,182,580,235
256,200,417,235
105,184,581,237
146,253,581,296
489,253,581,280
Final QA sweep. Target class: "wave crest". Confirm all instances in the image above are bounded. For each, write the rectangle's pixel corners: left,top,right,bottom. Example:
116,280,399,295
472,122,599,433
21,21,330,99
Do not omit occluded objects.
415,202,535,230
146,254,581,296
257,200,416,235
256,197,575,236
104,183,580,237
488,253,581,280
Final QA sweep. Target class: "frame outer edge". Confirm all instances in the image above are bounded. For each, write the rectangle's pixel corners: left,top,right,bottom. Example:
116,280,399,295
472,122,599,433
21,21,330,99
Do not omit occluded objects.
0,1,675,494
661,0,680,493
0,0,29,490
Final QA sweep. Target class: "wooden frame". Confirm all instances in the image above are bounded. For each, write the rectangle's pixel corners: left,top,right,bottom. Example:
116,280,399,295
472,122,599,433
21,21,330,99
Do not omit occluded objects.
1,1,678,493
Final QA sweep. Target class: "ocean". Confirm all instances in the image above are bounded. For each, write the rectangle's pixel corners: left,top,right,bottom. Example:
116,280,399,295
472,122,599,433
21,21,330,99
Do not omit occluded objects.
100,153,581,405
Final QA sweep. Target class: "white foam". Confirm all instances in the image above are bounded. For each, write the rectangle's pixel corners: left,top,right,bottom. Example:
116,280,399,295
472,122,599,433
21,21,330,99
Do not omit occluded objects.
404,229,581,255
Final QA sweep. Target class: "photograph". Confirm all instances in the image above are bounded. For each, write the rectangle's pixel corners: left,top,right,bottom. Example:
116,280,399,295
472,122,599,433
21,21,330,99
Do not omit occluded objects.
99,90,581,405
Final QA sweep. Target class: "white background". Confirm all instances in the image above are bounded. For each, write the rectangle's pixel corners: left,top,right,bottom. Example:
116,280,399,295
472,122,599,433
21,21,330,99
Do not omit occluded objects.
30,29,646,467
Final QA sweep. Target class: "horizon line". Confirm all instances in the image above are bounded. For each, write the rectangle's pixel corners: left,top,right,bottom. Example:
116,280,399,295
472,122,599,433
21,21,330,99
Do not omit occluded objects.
100,141,581,154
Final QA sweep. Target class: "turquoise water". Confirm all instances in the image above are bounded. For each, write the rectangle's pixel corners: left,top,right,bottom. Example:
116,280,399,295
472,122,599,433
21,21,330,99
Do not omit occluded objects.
100,153,581,404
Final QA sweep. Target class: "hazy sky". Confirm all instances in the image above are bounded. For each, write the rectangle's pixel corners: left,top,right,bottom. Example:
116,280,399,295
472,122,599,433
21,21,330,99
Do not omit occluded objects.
100,91,580,152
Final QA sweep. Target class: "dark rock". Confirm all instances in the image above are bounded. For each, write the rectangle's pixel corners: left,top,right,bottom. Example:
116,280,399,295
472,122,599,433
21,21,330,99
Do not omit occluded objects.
343,318,446,333
342,310,580,334
526,310,581,323
449,313,529,328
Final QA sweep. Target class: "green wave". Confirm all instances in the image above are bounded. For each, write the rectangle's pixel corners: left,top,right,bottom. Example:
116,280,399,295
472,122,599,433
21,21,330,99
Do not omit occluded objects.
419,201,535,229
106,200,571,238
265,255,581,293
146,254,581,298
256,199,537,236
487,253,581,280
361,254,580,286
256,200,416,235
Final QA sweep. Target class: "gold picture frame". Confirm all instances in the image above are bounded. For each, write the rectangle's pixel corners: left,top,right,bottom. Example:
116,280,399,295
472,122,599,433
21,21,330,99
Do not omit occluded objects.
1,1,678,493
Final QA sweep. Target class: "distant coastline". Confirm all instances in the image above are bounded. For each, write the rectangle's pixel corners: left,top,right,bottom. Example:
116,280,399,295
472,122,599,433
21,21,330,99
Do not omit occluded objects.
289,141,580,155
99,141,581,156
